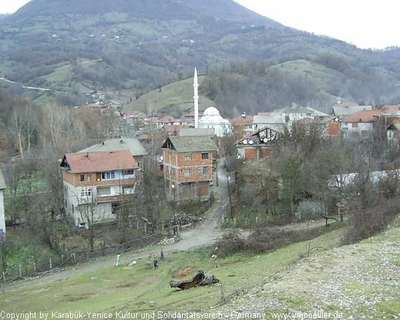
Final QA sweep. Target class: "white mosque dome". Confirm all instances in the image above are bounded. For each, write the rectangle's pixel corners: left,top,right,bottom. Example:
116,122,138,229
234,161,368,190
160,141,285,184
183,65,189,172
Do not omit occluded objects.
200,106,229,124
203,106,221,117
198,106,231,137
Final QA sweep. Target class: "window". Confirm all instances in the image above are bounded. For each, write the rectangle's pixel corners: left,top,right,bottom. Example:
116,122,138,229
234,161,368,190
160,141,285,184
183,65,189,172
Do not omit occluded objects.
80,174,85,182
183,169,190,177
201,153,209,160
123,185,135,194
102,171,115,180
122,169,134,175
184,153,192,161
87,175,91,182
198,167,209,176
81,188,92,197
97,187,111,196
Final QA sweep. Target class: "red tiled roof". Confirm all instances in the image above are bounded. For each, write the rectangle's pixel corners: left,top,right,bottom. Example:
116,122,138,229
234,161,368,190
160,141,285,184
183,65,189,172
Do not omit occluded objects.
64,150,138,173
381,105,400,113
185,111,203,117
158,116,177,123
230,115,253,125
342,110,381,123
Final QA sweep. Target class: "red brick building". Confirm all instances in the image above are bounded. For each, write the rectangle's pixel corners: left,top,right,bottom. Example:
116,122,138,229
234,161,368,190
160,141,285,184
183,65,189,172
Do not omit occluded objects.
161,136,217,202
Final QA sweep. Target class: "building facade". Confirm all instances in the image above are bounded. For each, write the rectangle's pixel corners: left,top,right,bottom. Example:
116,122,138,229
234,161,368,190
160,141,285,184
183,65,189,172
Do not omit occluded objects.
60,150,139,227
161,136,217,202
236,126,279,160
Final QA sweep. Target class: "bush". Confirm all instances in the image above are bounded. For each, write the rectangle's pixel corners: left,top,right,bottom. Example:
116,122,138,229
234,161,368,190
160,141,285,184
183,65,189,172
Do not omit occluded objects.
342,197,400,245
213,226,338,258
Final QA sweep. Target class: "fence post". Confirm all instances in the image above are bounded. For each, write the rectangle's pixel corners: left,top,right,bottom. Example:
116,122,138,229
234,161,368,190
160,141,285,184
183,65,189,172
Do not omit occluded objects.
61,255,64,263
19,265,22,278
49,258,52,270
33,262,36,272
72,253,76,263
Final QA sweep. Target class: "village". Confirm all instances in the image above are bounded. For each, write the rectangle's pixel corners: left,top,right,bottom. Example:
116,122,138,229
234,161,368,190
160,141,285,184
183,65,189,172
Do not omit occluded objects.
2,69,400,239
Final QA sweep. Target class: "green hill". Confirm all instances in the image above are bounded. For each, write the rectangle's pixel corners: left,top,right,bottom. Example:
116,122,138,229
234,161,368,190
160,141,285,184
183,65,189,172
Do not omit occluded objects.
126,75,214,115
1,0,400,110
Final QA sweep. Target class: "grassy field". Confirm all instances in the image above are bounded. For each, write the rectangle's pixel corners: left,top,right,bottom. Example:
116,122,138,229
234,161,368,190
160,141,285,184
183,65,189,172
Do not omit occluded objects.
0,226,344,318
126,76,215,113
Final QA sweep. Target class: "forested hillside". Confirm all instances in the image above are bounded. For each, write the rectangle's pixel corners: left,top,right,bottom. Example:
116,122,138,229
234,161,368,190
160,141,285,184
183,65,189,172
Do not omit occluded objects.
0,0,400,111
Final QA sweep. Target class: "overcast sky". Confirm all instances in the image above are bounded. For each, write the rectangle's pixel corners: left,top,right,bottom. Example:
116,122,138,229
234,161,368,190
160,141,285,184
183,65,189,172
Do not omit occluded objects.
1,0,398,49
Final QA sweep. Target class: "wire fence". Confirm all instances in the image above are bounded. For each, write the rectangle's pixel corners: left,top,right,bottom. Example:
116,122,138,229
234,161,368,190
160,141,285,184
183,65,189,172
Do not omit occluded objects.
0,233,163,285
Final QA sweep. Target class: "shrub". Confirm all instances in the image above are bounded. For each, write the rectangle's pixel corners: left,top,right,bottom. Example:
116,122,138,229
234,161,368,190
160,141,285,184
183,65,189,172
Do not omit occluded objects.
342,197,400,245
213,226,339,258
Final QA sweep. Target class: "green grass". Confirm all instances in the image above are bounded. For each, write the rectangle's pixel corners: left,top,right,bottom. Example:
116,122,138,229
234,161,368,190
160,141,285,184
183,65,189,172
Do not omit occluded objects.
4,174,46,196
126,76,214,113
43,64,74,82
269,59,345,92
0,228,344,317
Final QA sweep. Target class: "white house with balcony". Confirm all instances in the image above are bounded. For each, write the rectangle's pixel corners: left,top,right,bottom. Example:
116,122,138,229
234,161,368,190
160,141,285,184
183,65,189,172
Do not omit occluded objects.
60,150,139,227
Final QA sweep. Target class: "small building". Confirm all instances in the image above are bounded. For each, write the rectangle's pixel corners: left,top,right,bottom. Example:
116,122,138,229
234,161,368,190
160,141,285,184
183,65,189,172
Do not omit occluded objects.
254,104,329,131
60,150,139,227
161,136,218,202
0,170,6,240
340,109,381,139
386,123,400,145
164,124,189,136
230,113,255,135
333,104,372,116
236,126,279,160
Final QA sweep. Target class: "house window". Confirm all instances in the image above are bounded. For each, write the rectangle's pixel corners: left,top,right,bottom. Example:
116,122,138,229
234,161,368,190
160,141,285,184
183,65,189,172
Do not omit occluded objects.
183,169,190,177
198,167,209,176
182,183,191,195
80,174,85,182
81,188,92,197
184,153,192,161
97,187,111,196
102,171,115,180
87,175,91,182
122,169,134,175
123,184,135,194
352,123,358,128
201,153,209,160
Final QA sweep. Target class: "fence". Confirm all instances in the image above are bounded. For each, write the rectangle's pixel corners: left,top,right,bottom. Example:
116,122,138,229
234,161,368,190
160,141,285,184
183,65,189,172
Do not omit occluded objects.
0,233,162,286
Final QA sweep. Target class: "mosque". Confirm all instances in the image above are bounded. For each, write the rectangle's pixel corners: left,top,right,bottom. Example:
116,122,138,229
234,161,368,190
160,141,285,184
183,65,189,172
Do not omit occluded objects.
193,68,231,137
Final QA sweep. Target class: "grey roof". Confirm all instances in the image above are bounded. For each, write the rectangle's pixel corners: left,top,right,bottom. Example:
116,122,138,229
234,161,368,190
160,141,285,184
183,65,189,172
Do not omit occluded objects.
0,169,6,190
78,138,147,157
162,136,218,152
275,105,328,116
179,128,215,137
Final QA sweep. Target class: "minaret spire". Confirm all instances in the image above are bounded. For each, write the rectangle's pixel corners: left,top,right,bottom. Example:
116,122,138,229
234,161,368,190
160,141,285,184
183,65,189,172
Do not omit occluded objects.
193,67,199,129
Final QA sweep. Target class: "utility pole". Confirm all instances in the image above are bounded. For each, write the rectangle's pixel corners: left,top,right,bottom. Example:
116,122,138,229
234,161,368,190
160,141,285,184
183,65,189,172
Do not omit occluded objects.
227,175,233,224
233,170,239,227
